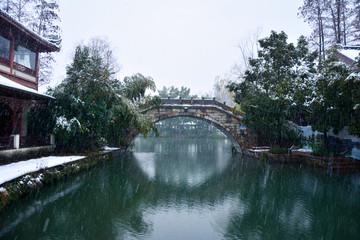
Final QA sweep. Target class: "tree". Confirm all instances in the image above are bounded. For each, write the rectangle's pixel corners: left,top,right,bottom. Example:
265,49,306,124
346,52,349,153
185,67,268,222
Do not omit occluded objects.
88,36,120,75
50,45,115,152
299,0,327,61
343,57,360,137
158,86,198,99
49,45,157,152
213,75,235,107
227,31,317,147
31,0,61,84
351,0,360,41
122,73,156,102
310,48,353,148
325,0,354,45
299,0,358,60
232,28,261,78
0,0,33,22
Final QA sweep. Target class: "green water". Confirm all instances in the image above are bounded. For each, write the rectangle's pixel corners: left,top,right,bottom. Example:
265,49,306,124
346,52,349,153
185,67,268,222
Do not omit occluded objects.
1,137,360,239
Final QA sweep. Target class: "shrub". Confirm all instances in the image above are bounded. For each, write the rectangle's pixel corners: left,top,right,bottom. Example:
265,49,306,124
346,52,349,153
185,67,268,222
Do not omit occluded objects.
312,143,339,157
270,147,291,154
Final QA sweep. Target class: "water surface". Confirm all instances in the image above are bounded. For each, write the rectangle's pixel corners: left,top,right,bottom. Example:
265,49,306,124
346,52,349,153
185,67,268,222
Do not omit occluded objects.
0,137,360,239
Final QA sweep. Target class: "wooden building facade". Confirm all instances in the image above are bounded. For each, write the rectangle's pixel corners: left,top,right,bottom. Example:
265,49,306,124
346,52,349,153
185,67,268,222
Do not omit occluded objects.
0,9,59,153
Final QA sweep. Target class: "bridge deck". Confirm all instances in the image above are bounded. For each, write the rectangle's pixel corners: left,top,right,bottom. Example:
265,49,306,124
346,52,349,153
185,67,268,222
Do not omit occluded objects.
160,98,242,116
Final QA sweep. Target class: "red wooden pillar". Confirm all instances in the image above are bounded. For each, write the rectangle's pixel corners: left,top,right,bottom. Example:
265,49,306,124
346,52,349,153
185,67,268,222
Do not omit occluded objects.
18,104,22,137
9,99,22,135
35,52,39,89
11,105,16,134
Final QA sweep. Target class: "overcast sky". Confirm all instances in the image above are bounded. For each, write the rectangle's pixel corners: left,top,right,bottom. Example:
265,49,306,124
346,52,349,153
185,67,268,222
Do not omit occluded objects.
42,0,311,96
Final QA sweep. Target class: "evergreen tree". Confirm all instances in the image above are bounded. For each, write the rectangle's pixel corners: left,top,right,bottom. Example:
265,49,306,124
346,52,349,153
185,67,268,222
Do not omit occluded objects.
50,45,157,152
227,31,316,147
158,86,197,99
344,58,360,137
310,49,353,148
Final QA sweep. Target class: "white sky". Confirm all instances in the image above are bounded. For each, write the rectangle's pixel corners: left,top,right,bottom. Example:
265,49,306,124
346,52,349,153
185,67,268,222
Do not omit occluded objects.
41,0,311,96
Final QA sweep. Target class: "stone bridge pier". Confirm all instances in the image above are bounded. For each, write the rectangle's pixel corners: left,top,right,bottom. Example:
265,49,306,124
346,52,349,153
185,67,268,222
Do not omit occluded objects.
134,98,254,153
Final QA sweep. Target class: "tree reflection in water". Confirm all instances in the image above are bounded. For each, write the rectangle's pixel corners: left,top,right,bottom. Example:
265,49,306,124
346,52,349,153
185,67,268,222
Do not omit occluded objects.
0,137,360,239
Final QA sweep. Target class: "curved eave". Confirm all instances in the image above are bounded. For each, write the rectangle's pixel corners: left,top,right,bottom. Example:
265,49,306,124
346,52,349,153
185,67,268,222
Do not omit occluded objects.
0,10,60,53
0,75,54,101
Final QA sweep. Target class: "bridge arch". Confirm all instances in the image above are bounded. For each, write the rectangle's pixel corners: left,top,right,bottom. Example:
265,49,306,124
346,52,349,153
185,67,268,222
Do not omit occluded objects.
156,115,241,149
134,98,253,153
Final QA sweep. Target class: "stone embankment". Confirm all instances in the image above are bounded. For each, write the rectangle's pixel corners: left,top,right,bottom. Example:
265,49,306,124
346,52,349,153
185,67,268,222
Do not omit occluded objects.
246,148,360,172
0,148,124,212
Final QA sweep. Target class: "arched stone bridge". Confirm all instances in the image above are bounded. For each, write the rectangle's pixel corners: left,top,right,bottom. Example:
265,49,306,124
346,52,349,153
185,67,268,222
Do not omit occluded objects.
139,98,253,153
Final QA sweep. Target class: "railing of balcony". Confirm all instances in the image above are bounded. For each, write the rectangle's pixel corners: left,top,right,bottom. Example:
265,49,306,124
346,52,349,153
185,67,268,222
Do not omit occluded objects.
13,62,36,77
0,55,10,66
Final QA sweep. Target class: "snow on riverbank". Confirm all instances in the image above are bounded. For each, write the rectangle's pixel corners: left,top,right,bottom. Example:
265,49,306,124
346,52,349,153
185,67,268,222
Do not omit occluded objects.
0,156,86,185
103,146,121,153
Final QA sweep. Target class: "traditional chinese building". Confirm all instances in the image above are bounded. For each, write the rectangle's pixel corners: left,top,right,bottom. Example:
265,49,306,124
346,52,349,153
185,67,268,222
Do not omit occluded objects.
336,45,360,70
0,9,59,160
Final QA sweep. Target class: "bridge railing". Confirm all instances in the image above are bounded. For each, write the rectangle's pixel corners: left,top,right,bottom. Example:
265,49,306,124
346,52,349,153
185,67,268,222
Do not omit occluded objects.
160,97,243,116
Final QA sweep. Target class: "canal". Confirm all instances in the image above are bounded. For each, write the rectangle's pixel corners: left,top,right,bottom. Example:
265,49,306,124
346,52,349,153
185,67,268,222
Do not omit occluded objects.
1,137,360,239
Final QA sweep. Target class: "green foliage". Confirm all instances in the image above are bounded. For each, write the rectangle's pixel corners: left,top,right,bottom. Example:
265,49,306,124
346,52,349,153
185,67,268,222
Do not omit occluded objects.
227,31,313,147
122,73,156,102
349,118,360,137
49,46,114,152
158,86,198,99
309,48,354,146
48,45,158,153
106,98,158,147
312,142,339,157
241,94,300,146
138,95,162,109
228,30,360,153
270,148,291,154
260,153,267,161
344,58,360,138
27,106,55,136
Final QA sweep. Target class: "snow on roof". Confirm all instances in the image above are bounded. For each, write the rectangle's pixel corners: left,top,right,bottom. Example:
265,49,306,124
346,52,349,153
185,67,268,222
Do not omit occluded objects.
338,45,360,62
0,74,55,99
0,9,59,52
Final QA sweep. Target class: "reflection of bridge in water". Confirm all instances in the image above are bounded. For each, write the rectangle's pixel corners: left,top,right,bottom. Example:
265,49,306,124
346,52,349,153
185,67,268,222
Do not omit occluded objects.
138,98,254,153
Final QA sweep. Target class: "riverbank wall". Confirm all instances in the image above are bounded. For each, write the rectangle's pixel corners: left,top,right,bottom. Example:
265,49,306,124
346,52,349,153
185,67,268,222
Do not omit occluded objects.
0,149,125,213
245,149,360,172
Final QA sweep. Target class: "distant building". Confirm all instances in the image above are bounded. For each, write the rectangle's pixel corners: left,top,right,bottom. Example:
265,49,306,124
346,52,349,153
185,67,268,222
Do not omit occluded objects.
0,9,59,160
336,45,360,70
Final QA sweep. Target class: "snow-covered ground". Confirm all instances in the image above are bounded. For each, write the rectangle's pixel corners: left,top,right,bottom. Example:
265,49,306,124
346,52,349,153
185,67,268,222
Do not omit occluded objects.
0,156,85,185
103,146,121,153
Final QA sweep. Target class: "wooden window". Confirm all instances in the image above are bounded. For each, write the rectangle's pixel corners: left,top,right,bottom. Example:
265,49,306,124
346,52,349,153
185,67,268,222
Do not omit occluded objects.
0,35,10,65
14,45,36,70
